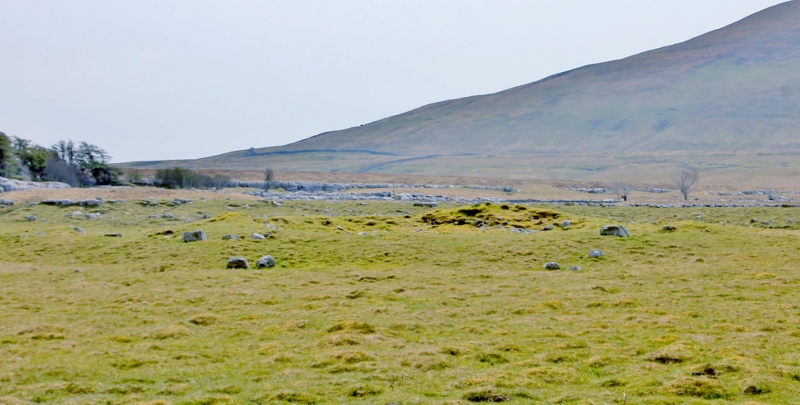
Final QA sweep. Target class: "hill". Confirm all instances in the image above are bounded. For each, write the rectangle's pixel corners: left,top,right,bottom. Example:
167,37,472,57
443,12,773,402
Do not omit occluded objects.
122,1,800,181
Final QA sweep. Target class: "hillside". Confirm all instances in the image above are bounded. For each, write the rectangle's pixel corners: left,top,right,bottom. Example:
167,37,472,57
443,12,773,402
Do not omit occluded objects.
122,1,800,179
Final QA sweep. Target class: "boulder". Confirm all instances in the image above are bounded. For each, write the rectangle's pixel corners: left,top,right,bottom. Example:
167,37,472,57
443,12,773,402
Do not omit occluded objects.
256,255,277,268
26,215,36,221
543,224,554,231
543,262,560,270
0,198,13,206
561,220,571,229
588,249,604,258
662,226,677,232
222,234,239,240
226,257,250,269
85,213,101,219
71,226,86,235
182,230,207,242
600,225,629,237
104,233,123,237
251,233,266,240
568,266,581,271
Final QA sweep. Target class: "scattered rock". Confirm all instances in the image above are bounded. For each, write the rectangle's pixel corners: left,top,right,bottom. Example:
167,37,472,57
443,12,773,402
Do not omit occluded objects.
85,213,101,219
768,191,778,201
26,215,36,221
0,198,13,206
104,233,123,237
543,224,554,231
568,266,581,271
561,220,571,229
357,232,368,236
663,226,677,231
600,225,629,237
251,233,266,240
337,226,344,231
222,234,239,240
256,255,277,268
750,218,759,223
78,199,102,207
182,230,207,242
70,226,86,235
226,257,250,269
172,198,192,205
414,202,438,208
42,199,75,207
588,249,604,258
200,213,211,219
543,262,560,270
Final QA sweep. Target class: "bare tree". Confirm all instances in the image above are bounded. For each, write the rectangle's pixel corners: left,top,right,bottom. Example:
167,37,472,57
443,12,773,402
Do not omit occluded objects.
611,181,633,202
264,167,274,190
675,168,699,200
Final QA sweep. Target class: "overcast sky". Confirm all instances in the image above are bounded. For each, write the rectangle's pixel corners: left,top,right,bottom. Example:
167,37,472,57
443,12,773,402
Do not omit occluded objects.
0,0,789,163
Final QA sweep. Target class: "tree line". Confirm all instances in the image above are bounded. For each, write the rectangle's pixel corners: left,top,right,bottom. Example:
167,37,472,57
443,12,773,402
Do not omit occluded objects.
0,132,120,186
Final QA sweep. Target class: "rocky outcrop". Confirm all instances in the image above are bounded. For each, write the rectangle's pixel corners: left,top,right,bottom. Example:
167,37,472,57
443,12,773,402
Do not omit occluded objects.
0,177,71,193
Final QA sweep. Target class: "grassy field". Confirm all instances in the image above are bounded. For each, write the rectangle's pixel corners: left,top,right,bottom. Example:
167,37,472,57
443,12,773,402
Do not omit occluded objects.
2,189,800,404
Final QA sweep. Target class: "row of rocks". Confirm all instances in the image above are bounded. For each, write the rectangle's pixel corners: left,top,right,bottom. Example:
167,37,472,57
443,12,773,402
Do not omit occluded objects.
566,187,673,194
226,255,276,269
129,178,518,193
565,187,607,194
543,249,605,271
179,230,276,269
249,189,617,206
627,202,800,208
231,180,516,193
0,176,71,193
40,198,104,207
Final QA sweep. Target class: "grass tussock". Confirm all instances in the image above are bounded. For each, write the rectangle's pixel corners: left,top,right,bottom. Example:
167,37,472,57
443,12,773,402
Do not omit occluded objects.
661,377,731,399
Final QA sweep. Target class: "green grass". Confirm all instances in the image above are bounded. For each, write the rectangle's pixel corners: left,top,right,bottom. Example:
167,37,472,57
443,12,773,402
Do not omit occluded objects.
1,197,800,404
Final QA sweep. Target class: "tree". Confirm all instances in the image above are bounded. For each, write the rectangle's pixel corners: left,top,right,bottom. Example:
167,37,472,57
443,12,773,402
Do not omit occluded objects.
675,168,699,200
0,132,17,178
74,141,110,169
611,181,633,202
264,167,274,190
44,155,81,186
52,140,76,165
11,137,50,180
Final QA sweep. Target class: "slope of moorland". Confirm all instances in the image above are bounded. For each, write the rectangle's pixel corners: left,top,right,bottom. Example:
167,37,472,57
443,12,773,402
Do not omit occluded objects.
121,1,800,179
2,191,800,403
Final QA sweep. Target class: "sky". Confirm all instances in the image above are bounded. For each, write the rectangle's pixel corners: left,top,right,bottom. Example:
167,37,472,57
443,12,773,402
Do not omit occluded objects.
0,0,789,163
